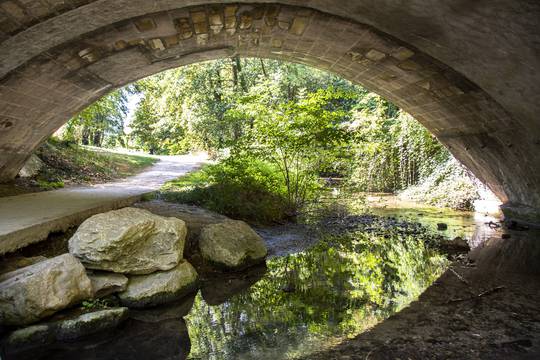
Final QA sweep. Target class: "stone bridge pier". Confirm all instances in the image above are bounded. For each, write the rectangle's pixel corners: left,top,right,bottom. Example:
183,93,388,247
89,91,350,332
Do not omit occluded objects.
0,1,539,223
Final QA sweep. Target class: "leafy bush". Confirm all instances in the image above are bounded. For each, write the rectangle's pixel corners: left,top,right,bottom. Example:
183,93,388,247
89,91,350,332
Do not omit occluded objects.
347,109,450,193
160,155,320,223
398,158,479,211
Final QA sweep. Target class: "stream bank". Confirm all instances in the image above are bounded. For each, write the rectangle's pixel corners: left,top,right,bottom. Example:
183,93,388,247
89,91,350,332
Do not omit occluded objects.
3,193,539,359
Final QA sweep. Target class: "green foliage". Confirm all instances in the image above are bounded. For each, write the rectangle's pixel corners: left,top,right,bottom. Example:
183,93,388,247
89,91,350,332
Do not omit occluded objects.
232,87,354,213
129,58,361,154
61,88,131,147
398,158,479,211
347,99,450,192
161,156,295,223
34,138,157,185
81,298,109,310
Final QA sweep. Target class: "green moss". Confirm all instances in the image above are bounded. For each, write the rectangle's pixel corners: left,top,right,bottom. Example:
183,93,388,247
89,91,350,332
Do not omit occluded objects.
36,180,64,190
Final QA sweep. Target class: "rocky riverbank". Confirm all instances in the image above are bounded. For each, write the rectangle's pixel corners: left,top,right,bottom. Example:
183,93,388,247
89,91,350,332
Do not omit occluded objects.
0,204,267,357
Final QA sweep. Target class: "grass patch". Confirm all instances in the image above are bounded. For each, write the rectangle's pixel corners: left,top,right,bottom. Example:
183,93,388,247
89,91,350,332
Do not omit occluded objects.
36,179,65,190
159,158,292,224
0,139,157,197
35,138,157,185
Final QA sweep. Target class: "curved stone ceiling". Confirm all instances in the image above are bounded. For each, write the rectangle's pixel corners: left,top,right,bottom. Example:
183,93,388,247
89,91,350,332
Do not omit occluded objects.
0,1,539,222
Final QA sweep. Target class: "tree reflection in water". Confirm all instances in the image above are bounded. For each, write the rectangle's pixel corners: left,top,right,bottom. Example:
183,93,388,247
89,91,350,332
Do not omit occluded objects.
187,230,448,359
4,228,448,360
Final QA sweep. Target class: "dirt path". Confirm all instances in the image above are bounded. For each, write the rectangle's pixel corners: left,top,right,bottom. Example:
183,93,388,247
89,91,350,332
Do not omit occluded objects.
0,153,207,255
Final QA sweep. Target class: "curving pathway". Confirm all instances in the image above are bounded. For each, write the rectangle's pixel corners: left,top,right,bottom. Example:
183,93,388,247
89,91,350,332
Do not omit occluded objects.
0,153,208,255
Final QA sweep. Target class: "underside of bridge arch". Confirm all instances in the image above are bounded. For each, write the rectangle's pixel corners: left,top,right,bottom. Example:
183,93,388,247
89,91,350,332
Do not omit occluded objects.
0,1,539,222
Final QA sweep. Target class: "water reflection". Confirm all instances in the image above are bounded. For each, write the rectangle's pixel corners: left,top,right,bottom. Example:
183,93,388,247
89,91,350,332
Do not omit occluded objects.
186,230,448,359
6,226,448,360
361,193,501,247
7,194,484,360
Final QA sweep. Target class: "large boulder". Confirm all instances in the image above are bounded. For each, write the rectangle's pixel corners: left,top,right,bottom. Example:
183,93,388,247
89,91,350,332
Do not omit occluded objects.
118,260,198,308
199,220,268,270
135,200,228,256
69,207,187,275
0,254,93,326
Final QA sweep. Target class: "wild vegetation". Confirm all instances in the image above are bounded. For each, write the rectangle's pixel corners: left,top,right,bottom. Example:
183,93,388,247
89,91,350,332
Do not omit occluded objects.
1,138,156,197
59,58,483,219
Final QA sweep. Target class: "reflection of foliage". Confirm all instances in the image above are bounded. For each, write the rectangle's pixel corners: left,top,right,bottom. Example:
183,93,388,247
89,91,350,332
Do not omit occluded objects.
186,230,448,359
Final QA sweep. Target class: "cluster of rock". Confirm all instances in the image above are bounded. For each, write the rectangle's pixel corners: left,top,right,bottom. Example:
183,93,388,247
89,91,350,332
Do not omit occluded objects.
0,206,267,353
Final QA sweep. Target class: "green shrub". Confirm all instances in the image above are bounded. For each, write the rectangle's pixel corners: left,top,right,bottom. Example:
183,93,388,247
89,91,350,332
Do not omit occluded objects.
160,155,320,223
398,158,479,211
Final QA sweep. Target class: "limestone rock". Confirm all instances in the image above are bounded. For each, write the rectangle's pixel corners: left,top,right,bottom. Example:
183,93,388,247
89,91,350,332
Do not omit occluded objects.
4,308,128,355
55,308,129,340
199,220,268,269
88,272,128,298
118,260,198,308
0,254,93,326
135,200,228,256
18,154,44,178
69,207,187,275
129,294,195,323
4,324,55,351
0,256,47,276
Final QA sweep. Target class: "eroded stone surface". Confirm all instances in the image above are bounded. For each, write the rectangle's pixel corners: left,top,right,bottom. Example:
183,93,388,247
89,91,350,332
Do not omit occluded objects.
118,260,198,308
4,324,55,351
199,220,268,270
55,307,129,340
69,207,187,274
18,154,44,178
88,272,129,298
4,308,129,354
135,200,228,255
0,254,93,326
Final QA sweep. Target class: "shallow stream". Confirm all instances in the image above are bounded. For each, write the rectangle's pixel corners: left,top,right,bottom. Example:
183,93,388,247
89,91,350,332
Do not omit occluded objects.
8,194,503,360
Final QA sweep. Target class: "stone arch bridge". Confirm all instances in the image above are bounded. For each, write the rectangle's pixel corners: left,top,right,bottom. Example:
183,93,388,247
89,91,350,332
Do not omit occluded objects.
0,1,539,222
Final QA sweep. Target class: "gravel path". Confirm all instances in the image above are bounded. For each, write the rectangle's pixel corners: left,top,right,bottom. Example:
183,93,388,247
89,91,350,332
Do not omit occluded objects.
0,153,207,255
